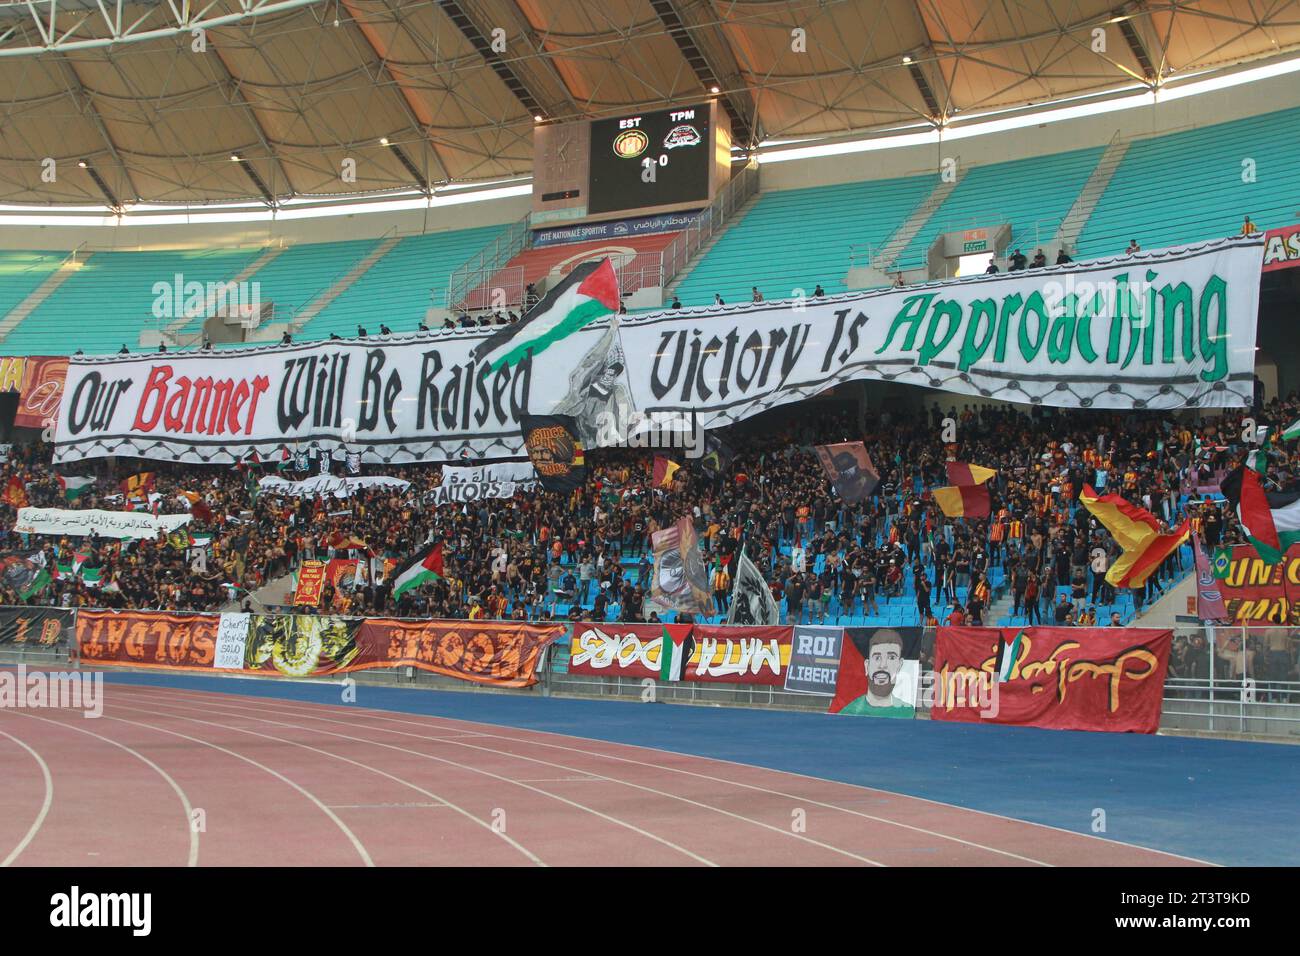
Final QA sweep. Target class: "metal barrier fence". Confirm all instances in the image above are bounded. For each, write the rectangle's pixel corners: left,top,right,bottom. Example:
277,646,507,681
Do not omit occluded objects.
3,612,1296,740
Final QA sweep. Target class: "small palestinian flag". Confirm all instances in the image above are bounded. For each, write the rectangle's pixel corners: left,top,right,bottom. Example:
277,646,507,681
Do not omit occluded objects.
391,542,445,600
58,475,95,502
1284,418,1300,442
472,258,620,372
995,630,1025,683
1211,546,1233,579
657,625,697,682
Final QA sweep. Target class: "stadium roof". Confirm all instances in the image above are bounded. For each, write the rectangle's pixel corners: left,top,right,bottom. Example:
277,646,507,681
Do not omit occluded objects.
1,0,1298,208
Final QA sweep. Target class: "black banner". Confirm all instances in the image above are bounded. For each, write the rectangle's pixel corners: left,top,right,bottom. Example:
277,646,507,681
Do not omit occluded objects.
0,607,75,649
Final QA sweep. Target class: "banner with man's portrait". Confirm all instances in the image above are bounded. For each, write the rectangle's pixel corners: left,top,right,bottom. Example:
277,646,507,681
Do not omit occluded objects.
646,517,710,616
829,627,924,717
814,442,879,504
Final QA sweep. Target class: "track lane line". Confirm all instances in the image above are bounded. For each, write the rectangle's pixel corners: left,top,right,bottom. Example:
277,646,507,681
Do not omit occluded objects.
1,710,200,866
107,695,710,867
0,727,53,867
128,683,1213,866
119,687,884,867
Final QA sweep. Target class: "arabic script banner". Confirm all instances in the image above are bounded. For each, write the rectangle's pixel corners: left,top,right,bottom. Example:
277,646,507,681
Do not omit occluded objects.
931,626,1172,733
566,622,793,685
14,507,191,540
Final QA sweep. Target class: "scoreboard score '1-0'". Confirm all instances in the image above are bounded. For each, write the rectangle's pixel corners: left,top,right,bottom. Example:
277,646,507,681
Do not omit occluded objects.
531,99,732,225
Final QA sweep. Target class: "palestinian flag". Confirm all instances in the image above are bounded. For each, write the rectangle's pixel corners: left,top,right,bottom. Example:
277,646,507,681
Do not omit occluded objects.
652,456,680,488
1220,465,1300,563
995,629,1025,682
1247,432,1272,477
58,475,95,502
391,542,444,600
657,624,697,682
1079,485,1190,587
933,484,990,518
946,462,996,486
1284,418,1300,442
472,258,620,372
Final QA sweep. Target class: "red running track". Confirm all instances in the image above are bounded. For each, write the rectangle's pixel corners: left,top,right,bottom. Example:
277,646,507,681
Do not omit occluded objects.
0,684,1209,867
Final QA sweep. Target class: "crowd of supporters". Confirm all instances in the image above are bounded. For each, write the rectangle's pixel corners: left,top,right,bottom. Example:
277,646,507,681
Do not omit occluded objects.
0,390,1296,639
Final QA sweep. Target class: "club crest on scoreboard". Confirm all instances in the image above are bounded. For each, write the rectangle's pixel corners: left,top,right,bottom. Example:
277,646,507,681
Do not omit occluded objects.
664,124,701,149
612,129,649,159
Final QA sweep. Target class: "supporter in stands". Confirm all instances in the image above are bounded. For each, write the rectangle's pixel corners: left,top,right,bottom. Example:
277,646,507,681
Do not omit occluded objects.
893,273,905,288
118,345,129,354
1008,249,1028,270
1126,239,1141,255
380,324,393,336
751,287,763,303
281,331,293,344
670,295,682,309
3,391,1291,629
813,284,825,297
714,293,725,306
1056,249,1073,265
1030,249,1047,268
1241,214,1257,235
985,258,999,275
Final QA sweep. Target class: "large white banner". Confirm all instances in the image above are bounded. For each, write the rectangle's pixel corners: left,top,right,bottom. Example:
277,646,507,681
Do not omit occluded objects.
14,507,192,540
53,237,1262,465
214,612,250,670
257,474,410,498
427,460,539,505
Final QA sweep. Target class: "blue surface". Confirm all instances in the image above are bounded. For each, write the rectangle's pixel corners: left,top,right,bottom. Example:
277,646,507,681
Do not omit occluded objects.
99,669,1300,866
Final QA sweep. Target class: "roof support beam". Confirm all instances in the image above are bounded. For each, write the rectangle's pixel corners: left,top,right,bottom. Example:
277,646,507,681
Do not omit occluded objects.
437,0,549,120
646,0,757,148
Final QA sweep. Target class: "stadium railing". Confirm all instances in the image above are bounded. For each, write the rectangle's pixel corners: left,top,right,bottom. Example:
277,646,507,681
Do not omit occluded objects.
3,610,1293,740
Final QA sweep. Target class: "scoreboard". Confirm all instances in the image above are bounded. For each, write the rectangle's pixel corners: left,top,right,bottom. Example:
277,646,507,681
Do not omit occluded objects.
532,100,732,226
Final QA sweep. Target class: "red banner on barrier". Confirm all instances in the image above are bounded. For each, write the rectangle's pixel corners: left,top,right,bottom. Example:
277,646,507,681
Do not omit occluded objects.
686,625,792,685
76,609,219,671
566,622,793,685
356,619,563,687
931,626,1172,733
1213,544,1300,624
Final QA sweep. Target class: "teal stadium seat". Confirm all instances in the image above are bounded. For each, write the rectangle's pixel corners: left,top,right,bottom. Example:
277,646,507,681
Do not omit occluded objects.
3,247,262,355
892,146,1106,272
1075,106,1300,258
303,225,506,338
670,174,935,305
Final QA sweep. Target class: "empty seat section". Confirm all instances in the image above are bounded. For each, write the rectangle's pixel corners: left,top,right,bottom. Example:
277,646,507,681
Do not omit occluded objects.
305,225,506,337
671,174,934,305
1076,106,1300,258
893,146,1105,272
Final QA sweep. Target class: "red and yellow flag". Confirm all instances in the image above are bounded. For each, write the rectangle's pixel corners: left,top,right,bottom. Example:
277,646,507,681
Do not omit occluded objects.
1079,485,1190,588
946,462,996,486
2,475,28,508
934,484,990,518
119,472,155,499
652,456,681,488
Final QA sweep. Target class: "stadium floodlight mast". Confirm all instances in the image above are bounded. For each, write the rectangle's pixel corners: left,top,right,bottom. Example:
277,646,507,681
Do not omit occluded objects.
0,0,328,57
